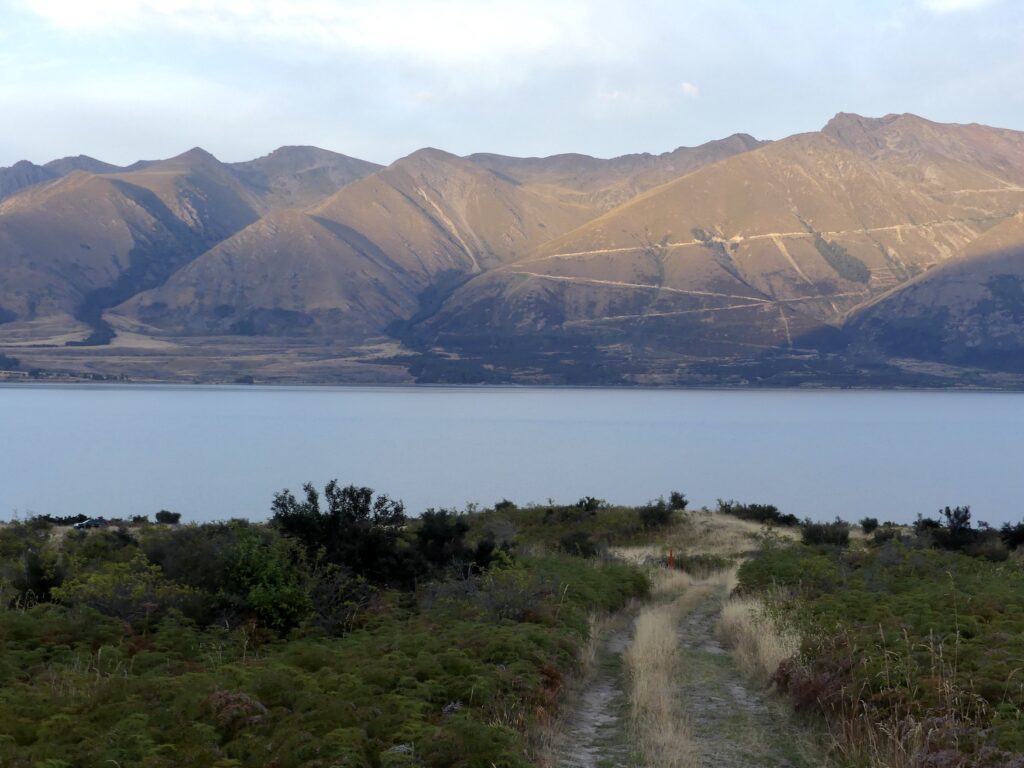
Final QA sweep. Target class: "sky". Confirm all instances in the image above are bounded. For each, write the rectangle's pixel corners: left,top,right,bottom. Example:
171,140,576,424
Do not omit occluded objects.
1,0,1022,167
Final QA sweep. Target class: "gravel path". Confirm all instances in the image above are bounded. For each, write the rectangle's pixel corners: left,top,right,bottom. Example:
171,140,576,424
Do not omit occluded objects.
551,579,826,768
552,618,636,768
674,585,824,767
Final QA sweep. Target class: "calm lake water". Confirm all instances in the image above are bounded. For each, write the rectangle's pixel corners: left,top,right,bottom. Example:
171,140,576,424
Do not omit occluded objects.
1,384,1022,525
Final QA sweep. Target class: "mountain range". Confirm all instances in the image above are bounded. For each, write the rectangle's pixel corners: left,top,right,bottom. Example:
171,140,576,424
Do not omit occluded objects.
2,112,1024,387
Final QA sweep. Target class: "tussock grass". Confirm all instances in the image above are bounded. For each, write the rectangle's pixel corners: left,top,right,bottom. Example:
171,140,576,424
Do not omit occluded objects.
740,544,1024,765
623,577,717,768
717,593,799,683
669,511,800,559
650,567,694,597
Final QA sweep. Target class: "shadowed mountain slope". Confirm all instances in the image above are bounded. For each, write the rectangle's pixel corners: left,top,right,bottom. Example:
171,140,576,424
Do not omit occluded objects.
0,173,203,331
0,149,264,341
846,212,1024,370
0,156,121,203
0,161,58,201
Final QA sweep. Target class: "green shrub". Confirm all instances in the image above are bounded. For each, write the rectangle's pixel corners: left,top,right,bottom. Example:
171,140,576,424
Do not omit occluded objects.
1001,519,1024,551
556,530,599,558
717,499,799,526
272,481,411,586
871,524,902,545
639,498,673,529
51,553,198,627
800,518,850,547
223,528,311,631
740,542,1024,760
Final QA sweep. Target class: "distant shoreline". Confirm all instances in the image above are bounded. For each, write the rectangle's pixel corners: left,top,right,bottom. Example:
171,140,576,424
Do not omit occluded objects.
2,376,1022,394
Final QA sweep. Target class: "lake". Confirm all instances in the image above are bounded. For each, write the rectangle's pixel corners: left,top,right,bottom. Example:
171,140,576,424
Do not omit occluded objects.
1,384,1022,525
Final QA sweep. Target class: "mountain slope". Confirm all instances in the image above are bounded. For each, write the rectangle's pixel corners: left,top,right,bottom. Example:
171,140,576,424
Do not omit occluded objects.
823,112,1024,187
846,212,1024,370
44,155,122,176
0,156,122,203
467,133,764,211
422,118,1024,360
0,149,265,341
104,148,263,243
0,173,201,327
227,146,382,210
0,161,57,201
114,209,421,337
114,149,603,338
4,113,1024,385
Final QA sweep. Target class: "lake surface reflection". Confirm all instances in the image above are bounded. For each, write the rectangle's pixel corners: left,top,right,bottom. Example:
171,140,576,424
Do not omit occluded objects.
2,384,1021,525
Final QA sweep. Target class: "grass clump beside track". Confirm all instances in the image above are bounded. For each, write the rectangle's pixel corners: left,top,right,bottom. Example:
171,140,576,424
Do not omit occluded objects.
740,540,1024,765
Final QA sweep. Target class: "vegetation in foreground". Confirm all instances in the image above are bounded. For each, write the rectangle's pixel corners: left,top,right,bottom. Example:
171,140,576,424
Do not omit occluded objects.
6,487,1024,768
740,507,1024,767
0,486,669,767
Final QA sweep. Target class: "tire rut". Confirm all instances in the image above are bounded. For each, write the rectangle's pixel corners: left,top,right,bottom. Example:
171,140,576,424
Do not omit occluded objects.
549,580,824,768
674,585,823,767
551,617,636,768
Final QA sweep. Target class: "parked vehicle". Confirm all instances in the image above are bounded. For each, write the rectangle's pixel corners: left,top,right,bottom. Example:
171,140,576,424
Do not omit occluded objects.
73,518,109,530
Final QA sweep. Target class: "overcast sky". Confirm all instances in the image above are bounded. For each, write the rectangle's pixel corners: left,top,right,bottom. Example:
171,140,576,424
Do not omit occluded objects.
1,0,1022,167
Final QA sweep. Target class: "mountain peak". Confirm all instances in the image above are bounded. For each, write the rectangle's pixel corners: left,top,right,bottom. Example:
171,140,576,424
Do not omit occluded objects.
821,112,902,154
173,146,220,163
0,160,57,200
401,147,462,164
822,111,936,139
43,155,120,176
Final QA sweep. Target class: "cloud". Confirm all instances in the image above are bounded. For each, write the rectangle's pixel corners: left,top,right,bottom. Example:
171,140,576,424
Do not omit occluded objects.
917,0,997,12
679,81,700,98
19,0,605,67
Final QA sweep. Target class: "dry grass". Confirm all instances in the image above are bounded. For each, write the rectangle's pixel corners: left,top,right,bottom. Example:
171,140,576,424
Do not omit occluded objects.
819,630,995,768
649,567,694,597
615,511,794,569
611,543,665,564
717,592,800,684
661,511,800,559
623,572,720,768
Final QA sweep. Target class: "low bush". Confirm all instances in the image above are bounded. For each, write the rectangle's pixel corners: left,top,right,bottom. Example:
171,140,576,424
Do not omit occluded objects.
471,495,688,548
859,516,879,534
557,530,600,558
800,518,850,547
639,497,674,529
51,553,200,627
0,484,651,768
740,542,1024,762
717,499,799,526
155,510,181,524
